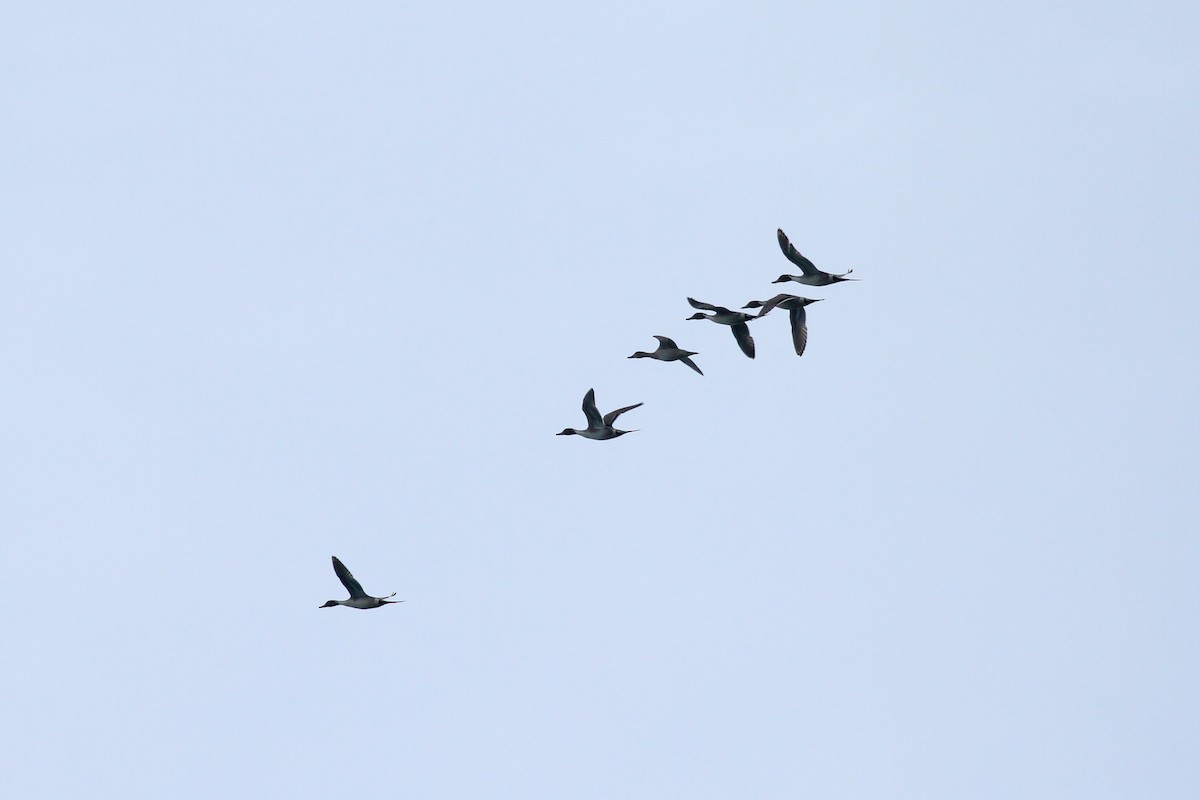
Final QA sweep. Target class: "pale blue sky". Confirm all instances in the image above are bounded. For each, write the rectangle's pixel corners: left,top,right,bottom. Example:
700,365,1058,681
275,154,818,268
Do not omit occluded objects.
4,2,1199,798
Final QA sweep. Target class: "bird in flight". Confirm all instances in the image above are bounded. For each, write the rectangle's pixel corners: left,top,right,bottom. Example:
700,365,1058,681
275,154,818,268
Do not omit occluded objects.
773,228,858,286
557,388,643,440
628,335,703,375
320,556,402,609
742,293,822,356
686,297,759,358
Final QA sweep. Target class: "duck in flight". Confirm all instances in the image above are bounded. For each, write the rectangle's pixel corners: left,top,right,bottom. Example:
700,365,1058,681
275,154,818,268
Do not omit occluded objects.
320,556,402,609
557,388,642,439
774,228,858,286
686,297,758,358
628,335,703,375
742,293,822,357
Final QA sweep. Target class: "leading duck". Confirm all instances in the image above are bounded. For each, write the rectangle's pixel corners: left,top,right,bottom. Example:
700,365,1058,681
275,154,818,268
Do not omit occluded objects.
320,556,402,609
774,228,858,286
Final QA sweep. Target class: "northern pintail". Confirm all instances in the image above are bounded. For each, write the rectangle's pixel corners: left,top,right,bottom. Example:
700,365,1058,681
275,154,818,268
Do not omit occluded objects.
557,388,642,440
628,335,703,376
774,228,858,286
685,297,757,359
320,556,402,609
742,293,822,356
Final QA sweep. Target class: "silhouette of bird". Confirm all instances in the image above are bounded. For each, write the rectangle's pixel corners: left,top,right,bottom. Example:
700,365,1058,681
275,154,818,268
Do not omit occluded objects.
742,293,823,356
628,335,703,375
774,228,857,286
320,556,401,609
557,388,642,439
685,297,758,358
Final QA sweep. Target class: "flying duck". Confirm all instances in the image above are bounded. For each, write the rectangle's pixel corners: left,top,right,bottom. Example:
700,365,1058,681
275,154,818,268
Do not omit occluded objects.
774,228,857,286
320,556,401,609
685,297,758,358
742,293,823,356
628,335,703,375
557,388,642,439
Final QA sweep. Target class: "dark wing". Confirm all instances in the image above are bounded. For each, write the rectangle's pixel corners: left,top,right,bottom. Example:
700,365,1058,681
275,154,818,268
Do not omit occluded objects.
603,402,643,427
581,388,603,429
653,335,680,350
332,556,368,599
754,293,800,317
776,229,819,276
679,355,704,375
789,305,809,356
732,322,756,358
687,297,718,312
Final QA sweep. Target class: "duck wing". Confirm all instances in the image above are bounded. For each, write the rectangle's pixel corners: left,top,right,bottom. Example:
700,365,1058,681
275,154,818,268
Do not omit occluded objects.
687,297,719,312
776,229,820,276
653,335,680,350
679,355,704,375
732,322,756,358
603,402,643,427
788,305,810,356
332,556,368,599
581,388,604,430
752,293,800,317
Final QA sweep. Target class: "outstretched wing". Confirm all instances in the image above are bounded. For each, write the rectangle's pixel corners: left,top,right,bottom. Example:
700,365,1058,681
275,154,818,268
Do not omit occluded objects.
732,322,756,358
332,556,368,599
603,402,643,427
752,293,800,317
581,388,603,430
776,229,819,276
687,297,718,312
653,335,680,349
789,305,809,356
679,355,704,376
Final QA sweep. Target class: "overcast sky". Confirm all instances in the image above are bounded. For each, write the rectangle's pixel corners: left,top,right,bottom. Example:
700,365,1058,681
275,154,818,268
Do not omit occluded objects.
4,2,1199,798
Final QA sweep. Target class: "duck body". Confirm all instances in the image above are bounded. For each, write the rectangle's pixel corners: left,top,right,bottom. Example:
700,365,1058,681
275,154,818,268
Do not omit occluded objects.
558,426,628,441
325,596,394,610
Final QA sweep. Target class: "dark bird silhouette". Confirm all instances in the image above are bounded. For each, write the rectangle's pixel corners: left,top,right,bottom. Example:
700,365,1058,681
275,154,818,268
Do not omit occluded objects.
742,293,823,356
628,335,703,375
774,228,857,286
557,388,642,440
685,297,758,358
320,556,401,609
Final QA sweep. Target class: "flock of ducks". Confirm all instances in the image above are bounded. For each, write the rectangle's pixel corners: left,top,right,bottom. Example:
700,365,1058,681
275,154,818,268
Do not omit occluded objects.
555,227,858,442
322,227,858,608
